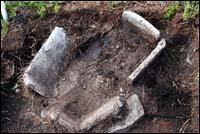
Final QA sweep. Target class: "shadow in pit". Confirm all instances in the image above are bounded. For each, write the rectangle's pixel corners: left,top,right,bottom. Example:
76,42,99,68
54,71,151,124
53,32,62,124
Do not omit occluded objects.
129,32,192,133
1,92,25,133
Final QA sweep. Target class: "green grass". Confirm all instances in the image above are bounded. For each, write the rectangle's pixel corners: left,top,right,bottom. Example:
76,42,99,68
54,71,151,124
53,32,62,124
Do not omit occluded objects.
1,19,8,39
96,1,100,7
183,1,199,21
5,1,64,18
163,1,180,19
1,1,64,39
163,1,199,21
196,72,199,82
108,1,121,8
96,1,122,8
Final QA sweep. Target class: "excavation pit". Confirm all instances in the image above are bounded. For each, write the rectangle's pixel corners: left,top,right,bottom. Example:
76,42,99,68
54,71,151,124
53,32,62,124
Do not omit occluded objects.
1,3,197,132
22,10,167,132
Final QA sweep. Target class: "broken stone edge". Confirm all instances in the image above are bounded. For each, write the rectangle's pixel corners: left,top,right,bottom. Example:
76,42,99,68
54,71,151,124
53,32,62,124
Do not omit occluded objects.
23,27,70,97
108,94,144,133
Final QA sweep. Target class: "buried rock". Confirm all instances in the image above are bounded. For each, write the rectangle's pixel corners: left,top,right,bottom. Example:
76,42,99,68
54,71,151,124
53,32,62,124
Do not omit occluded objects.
122,11,160,42
41,96,124,132
128,39,166,83
41,94,144,133
79,96,123,131
108,94,144,133
23,27,70,97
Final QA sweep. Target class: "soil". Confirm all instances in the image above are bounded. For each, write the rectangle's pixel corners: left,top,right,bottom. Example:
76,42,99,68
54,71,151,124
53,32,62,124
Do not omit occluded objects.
52,17,155,120
1,1,199,133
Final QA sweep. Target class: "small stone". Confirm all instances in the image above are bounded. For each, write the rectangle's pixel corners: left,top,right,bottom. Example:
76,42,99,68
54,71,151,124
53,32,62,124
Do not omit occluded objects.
89,24,96,29
180,47,185,53
120,88,123,93
50,112,59,120
15,89,20,93
186,54,192,65
41,110,49,119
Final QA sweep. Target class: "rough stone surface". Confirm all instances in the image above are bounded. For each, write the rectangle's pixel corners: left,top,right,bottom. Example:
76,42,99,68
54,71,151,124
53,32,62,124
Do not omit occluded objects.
128,39,166,83
41,96,123,132
108,94,144,133
23,27,70,97
79,96,123,131
122,10,160,42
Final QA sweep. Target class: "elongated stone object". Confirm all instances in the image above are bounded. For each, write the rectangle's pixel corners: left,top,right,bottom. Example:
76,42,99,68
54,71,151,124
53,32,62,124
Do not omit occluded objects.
23,27,70,97
41,96,123,132
128,39,166,83
79,96,123,131
1,1,8,21
122,11,160,41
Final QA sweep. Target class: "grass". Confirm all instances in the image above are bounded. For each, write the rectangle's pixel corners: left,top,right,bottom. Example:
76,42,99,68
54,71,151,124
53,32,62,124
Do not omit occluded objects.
1,1,64,39
183,1,199,21
96,1,101,7
96,1,122,8
163,1,180,19
1,19,8,39
5,1,64,18
108,1,121,8
163,1,199,21
196,72,199,82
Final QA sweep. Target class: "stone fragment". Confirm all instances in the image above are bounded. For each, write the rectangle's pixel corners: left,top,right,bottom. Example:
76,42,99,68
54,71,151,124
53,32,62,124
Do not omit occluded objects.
23,27,70,97
128,39,166,83
108,94,144,133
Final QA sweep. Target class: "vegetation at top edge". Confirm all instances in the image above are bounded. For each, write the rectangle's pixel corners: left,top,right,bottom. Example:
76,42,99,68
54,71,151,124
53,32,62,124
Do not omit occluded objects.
163,1,180,19
108,1,122,8
1,1,65,39
5,1,65,18
96,1,122,8
163,1,199,20
183,1,199,21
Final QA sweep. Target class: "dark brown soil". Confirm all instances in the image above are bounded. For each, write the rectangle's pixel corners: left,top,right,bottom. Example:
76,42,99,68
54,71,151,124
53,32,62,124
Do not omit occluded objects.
1,1,199,133
51,17,155,122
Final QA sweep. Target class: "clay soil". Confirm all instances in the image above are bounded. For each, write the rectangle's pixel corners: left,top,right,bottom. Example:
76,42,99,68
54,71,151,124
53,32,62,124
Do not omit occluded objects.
1,1,199,133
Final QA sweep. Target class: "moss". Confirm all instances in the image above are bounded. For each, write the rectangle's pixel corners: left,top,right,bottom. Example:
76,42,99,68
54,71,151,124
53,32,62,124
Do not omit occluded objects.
108,1,121,9
163,1,180,19
195,72,199,82
163,1,199,21
1,1,65,39
183,1,199,21
1,19,8,39
5,1,65,18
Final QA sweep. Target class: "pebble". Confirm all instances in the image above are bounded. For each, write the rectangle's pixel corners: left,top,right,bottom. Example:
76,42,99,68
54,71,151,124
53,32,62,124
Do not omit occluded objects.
15,89,20,94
